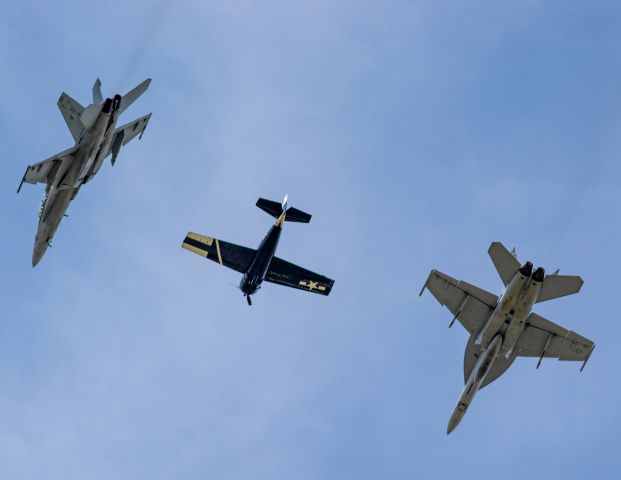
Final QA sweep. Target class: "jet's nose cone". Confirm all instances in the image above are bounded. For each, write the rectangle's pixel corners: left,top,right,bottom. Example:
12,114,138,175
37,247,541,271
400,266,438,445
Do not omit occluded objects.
32,243,46,267
447,421,456,435
32,252,42,268
446,413,461,435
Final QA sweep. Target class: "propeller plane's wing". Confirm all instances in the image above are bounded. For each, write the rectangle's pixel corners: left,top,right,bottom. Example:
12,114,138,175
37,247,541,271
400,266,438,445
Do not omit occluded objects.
182,232,256,273
265,256,334,295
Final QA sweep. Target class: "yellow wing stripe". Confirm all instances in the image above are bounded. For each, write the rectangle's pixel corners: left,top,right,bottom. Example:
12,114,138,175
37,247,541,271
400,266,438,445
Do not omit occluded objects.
215,239,223,265
182,232,214,258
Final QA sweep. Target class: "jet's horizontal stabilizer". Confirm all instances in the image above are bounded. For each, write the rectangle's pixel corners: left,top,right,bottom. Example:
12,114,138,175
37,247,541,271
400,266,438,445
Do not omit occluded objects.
488,242,520,286
57,93,85,142
256,198,312,223
118,78,151,115
536,275,583,303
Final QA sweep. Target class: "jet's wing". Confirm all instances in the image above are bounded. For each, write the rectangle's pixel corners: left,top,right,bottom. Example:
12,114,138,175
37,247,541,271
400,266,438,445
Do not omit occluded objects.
105,113,152,162
488,242,520,286
182,232,256,273
17,146,77,192
265,256,334,296
420,270,498,334
516,312,594,366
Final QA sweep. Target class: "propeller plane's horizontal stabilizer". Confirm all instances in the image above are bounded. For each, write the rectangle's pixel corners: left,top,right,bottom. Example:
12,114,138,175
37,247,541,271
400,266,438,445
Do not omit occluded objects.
256,197,311,223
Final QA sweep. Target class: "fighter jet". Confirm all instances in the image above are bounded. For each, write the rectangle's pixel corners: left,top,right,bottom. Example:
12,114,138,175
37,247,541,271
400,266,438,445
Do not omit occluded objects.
420,242,595,434
18,78,152,266
182,196,334,305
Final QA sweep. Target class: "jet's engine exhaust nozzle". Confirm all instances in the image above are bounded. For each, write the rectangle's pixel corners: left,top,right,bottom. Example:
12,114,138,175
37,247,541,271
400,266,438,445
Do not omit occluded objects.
112,94,122,112
519,261,533,277
531,267,545,283
102,98,114,114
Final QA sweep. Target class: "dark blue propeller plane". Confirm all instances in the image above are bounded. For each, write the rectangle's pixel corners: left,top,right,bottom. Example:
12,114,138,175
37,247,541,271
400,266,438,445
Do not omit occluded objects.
182,195,334,305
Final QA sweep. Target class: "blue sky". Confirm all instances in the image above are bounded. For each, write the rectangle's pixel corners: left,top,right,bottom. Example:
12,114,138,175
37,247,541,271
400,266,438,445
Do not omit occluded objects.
1,1,620,478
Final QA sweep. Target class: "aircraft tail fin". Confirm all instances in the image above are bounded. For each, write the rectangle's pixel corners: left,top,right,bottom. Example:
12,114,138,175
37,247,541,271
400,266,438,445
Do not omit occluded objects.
57,92,85,142
118,78,151,115
536,275,583,303
92,78,103,104
256,197,312,223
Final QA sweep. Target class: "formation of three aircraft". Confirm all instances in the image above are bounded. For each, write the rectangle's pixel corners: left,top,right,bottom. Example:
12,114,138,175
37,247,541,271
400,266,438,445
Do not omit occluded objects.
16,79,595,434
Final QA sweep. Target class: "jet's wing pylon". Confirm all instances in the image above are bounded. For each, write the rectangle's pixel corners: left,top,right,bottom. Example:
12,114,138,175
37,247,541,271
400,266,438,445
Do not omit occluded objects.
57,92,85,142
118,78,151,116
265,256,334,295
516,312,594,366
17,146,77,192
182,232,256,273
420,270,498,334
488,242,520,286
105,113,152,165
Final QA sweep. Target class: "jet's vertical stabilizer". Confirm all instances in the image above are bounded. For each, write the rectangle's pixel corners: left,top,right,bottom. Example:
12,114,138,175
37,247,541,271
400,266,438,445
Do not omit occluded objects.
92,78,103,104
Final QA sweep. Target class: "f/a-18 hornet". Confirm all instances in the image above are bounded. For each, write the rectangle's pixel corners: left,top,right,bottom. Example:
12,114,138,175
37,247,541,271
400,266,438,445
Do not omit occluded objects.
182,196,334,305
420,242,594,434
18,78,152,266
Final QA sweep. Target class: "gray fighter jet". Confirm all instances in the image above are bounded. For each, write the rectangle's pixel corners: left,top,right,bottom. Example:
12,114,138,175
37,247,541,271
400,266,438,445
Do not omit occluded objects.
18,79,152,266
420,242,595,434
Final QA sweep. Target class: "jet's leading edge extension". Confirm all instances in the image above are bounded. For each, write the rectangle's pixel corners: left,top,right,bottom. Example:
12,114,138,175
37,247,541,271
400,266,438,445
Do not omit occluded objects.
182,196,334,305
420,242,594,434
18,78,152,266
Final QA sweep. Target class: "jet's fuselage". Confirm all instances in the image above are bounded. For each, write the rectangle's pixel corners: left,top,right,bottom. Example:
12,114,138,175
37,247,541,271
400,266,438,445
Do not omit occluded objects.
32,96,121,266
447,261,546,433
476,262,544,357
447,333,503,434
